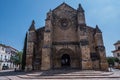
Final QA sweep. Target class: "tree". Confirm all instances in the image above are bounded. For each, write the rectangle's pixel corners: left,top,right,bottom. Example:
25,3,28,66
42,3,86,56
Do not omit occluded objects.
114,58,119,63
107,57,120,67
11,51,23,66
21,33,27,70
107,57,115,66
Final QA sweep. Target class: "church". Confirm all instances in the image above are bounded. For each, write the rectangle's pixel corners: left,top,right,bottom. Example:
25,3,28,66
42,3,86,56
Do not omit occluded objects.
24,3,108,71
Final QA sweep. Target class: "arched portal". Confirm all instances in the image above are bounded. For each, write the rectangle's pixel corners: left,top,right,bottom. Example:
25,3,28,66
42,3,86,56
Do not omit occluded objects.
53,48,79,69
61,54,70,67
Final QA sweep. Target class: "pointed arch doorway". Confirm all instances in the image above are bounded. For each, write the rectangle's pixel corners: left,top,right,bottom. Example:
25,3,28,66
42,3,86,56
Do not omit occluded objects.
61,54,71,67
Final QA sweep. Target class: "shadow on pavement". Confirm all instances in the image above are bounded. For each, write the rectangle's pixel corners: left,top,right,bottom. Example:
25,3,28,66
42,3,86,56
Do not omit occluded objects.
0,70,27,76
40,69,82,76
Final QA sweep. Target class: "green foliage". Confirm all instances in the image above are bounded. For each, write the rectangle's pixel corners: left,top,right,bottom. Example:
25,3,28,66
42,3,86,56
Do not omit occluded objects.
11,51,23,65
107,57,120,66
107,57,115,66
114,58,119,62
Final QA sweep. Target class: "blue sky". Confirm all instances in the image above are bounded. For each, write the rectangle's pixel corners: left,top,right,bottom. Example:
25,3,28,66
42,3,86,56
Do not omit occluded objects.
0,0,120,56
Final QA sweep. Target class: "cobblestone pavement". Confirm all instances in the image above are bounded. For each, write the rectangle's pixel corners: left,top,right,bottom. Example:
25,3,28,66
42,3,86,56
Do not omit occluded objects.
0,69,120,80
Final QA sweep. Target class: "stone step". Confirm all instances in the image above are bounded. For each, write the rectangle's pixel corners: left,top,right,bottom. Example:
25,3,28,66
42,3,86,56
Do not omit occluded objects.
26,72,113,76
18,75,120,79
18,70,117,79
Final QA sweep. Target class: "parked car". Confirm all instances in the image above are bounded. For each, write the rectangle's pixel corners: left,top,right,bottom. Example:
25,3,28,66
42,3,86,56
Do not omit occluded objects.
2,65,9,70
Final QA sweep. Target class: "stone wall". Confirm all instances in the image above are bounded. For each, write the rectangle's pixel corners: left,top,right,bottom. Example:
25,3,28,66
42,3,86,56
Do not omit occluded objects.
24,3,108,71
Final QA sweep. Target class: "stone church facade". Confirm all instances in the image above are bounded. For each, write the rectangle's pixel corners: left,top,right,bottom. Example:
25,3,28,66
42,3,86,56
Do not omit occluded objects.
25,3,108,71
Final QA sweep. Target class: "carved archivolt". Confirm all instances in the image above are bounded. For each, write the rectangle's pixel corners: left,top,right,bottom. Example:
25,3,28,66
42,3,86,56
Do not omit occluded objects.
54,48,75,59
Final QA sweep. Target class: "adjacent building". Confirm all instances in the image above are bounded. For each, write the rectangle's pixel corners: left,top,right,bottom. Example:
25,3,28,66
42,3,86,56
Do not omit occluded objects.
112,40,120,68
112,40,120,60
0,44,18,70
24,3,108,71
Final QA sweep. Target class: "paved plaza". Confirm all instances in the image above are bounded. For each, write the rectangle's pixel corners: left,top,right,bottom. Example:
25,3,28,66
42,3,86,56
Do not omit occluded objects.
0,69,120,80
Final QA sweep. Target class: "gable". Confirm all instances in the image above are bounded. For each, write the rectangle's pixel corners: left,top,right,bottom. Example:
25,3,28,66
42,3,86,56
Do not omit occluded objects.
53,3,76,11
53,3,76,16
